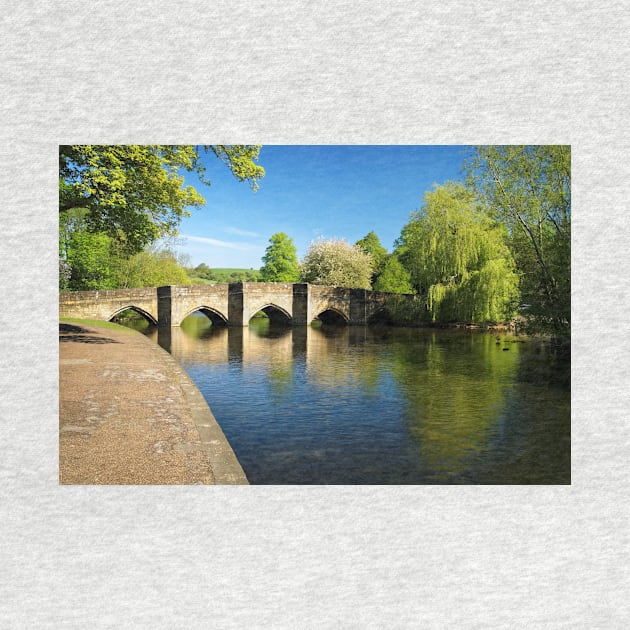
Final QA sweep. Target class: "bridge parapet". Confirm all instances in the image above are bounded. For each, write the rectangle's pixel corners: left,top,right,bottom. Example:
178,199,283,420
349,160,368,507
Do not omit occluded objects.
60,283,416,327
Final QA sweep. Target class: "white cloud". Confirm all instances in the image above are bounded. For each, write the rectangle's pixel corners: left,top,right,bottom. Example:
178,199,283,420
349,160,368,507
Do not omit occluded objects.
180,234,257,251
223,226,262,238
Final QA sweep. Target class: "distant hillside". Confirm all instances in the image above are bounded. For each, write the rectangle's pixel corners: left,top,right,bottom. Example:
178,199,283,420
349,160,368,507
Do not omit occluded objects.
186,265,261,283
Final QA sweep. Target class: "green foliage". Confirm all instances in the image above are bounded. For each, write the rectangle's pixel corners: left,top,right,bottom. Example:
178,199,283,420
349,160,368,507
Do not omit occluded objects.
397,182,519,323
228,270,259,282
60,208,111,289
466,145,570,337
207,145,265,191
59,145,264,255
59,144,265,291
381,295,427,325
114,247,191,288
190,263,216,281
59,145,203,254
300,238,373,289
60,208,192,290
186,267,261,283
373,254,414,294
355,231,387,279
260,232,300,282
64,230,118,290
244,270,261,282
470,258,521,322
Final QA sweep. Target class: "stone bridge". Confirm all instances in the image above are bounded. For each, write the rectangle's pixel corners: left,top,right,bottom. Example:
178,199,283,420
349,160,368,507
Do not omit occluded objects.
59,283,415,327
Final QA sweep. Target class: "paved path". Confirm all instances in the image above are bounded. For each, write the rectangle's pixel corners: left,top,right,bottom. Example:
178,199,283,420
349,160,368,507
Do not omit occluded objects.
59,322,248,485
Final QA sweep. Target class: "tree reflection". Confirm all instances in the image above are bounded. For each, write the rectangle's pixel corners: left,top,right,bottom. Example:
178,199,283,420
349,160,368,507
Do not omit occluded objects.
392,333,520,479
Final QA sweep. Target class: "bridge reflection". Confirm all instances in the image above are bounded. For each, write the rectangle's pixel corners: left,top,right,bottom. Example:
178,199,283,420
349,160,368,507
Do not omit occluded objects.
148,322,394,406
152,321,371,374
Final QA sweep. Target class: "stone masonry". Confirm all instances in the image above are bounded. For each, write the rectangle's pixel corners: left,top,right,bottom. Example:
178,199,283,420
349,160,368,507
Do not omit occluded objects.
60,283,414,327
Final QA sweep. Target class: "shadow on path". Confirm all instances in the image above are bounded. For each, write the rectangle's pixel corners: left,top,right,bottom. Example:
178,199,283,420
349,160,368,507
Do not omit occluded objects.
59,323,120,344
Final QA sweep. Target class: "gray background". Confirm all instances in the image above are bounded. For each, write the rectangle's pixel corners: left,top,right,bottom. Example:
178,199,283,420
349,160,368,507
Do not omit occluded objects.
1,1,628,627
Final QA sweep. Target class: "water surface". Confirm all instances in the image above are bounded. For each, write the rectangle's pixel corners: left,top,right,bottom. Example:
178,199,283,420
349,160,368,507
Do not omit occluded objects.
143,317,570,484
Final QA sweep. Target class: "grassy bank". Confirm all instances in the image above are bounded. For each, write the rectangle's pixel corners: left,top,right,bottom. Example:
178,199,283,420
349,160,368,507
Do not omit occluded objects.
59,317,140,333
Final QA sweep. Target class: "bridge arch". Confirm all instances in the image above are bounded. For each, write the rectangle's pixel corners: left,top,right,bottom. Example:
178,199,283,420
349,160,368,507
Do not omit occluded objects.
247,303,292,326
181,306,228,326
313,307,348,325
108,305,158,326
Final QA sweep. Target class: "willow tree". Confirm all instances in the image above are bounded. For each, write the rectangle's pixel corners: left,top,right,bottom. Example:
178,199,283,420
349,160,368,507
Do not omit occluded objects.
397,182,519,323
466,145,570,336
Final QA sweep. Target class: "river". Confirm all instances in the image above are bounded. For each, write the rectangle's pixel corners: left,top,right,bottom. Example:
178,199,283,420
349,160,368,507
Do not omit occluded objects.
135,315,570,484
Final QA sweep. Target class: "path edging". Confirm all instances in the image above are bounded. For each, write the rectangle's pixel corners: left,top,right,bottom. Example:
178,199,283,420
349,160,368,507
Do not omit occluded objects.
134,332,249,485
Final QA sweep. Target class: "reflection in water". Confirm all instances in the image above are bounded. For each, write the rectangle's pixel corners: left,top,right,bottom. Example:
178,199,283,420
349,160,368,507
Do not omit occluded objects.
393,334,518,481
140,315,570,484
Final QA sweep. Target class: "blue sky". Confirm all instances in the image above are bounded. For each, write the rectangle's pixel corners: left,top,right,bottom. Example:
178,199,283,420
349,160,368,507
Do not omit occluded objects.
175,145,474,269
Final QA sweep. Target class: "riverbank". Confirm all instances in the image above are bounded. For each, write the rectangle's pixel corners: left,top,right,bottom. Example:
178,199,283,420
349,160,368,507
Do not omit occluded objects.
59,320,248,485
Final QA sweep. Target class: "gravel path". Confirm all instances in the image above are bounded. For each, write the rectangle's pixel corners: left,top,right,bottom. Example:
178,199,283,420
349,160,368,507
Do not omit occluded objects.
59,322,248,485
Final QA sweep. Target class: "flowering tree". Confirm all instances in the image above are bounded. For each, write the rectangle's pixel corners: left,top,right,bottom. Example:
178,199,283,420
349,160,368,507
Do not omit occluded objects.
300,238,373,289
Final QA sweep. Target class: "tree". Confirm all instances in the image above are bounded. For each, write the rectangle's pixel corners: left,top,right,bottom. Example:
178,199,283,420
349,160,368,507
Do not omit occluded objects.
373,254,414,294
397,182,519,322
260,232,300,282
64,230,117,290
60,208,117,290
59,145,265,254
355,231,387,282
191,263,216,281
60,208,194,290
300,238,373,289
466,145,570,336
113,246,190,288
